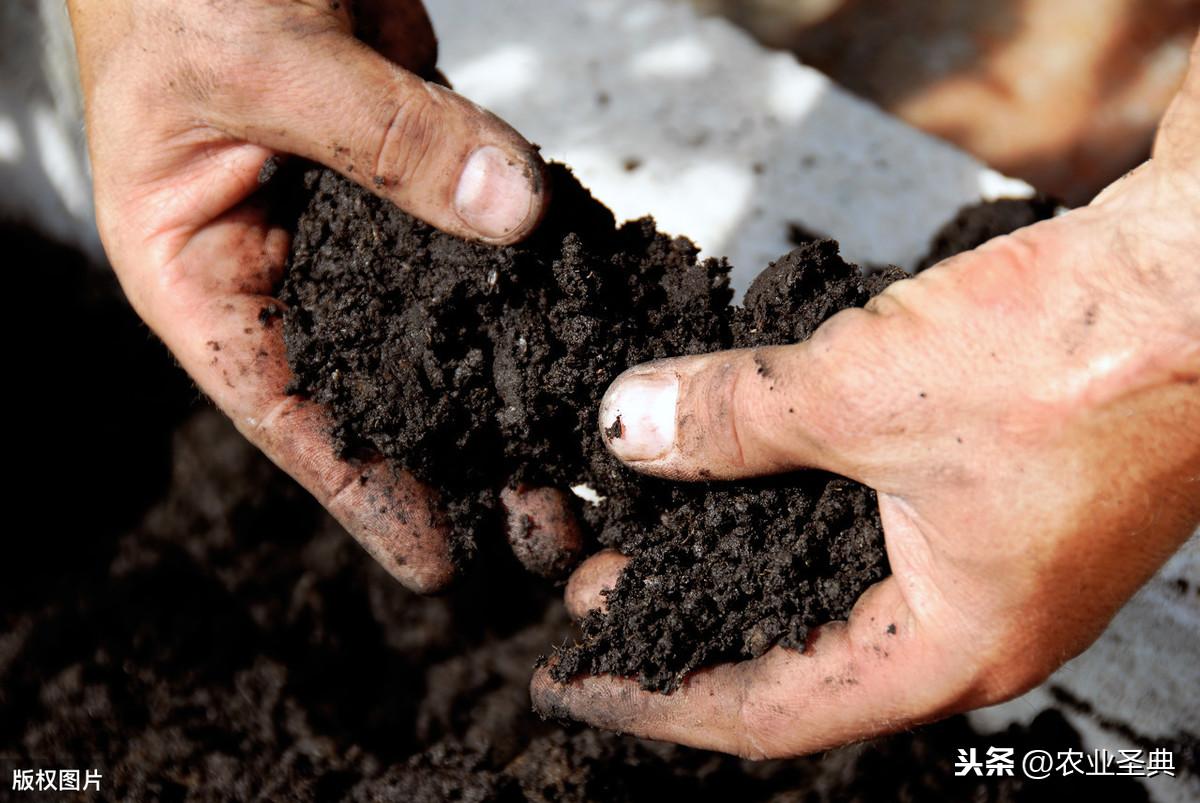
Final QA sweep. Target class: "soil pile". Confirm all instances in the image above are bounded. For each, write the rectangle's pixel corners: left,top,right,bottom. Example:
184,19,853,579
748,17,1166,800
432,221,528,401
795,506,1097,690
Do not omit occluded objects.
280,166,896,690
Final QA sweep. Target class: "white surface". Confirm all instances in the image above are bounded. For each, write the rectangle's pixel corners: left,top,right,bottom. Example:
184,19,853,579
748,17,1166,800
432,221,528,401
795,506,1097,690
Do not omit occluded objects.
430,0,1033,294
0,0,100,260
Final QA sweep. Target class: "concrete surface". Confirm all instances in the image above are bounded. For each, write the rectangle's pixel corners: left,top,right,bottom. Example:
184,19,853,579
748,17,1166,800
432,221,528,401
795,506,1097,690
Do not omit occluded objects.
1,0,1195,798
0,0,99,261
429,0,1033,294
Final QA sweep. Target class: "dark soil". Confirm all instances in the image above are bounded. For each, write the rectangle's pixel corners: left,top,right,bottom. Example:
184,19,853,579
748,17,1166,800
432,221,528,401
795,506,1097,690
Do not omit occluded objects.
1,219,1160,801
281,166,898,691
917,195,1059,271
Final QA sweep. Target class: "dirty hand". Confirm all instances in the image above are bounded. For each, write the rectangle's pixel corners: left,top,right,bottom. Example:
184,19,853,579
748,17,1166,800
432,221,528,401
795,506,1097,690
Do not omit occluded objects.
69,0,567,592
532,44,1200,756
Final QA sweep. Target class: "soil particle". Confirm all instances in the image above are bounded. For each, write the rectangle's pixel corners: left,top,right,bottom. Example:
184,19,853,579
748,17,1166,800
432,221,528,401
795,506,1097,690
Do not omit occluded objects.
258,304,283,327
257,155,282,185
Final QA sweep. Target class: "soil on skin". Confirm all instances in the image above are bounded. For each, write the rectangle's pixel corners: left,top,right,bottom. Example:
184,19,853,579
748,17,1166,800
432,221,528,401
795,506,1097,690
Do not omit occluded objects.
1,220,1159,800
281,166,897,691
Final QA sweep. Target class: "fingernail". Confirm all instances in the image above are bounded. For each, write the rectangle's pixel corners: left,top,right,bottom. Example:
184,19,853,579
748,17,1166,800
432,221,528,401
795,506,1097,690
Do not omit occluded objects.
599,372,678,462
454,145,536,240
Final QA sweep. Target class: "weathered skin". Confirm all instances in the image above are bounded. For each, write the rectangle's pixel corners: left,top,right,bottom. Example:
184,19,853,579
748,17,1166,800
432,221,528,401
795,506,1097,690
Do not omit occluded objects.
533,38,1200,759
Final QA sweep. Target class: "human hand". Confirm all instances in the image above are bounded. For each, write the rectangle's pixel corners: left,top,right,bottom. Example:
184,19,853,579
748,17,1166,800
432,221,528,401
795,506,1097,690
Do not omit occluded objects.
68,0,571,591
532,42,1200,757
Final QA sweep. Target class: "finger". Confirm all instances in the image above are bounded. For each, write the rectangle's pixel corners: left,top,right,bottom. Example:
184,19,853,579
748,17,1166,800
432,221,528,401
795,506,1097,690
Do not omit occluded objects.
564,549,628,619
500,486,585,579
217,26,547,244
597,334,877,482
143,204,455,593
533,577,983,758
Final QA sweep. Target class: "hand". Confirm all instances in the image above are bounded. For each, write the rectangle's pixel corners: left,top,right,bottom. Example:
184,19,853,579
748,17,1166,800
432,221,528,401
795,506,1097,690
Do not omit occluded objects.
532,41,1200,757
68,0,569,591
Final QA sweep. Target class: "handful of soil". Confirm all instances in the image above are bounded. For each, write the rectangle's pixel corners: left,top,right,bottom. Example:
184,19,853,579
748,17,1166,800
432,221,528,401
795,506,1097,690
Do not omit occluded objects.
5,219,1158,801
280,165,897,691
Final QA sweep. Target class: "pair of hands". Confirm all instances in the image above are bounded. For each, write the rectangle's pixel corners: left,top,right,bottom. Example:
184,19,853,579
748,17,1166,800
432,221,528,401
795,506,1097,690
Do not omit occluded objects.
72,0,1200,757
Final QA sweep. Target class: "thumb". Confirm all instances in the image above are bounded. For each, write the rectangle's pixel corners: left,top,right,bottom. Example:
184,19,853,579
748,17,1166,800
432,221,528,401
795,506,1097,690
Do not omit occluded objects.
598,320,885,483
220,30,546,244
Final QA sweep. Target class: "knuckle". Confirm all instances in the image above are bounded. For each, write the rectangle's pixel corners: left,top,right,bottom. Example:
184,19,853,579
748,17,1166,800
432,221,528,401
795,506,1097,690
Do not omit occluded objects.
371,85,441,189
731,658,802,759
673,355,743,471
733,351,790,432
972,227,1046,283
862,276,918,318
735,703,788,759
